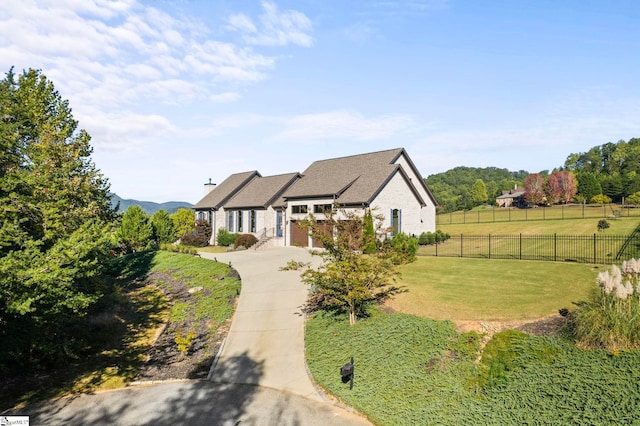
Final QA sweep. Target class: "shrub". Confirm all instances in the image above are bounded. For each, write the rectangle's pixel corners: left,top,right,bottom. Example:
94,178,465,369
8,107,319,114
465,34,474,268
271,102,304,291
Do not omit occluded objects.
160,243,197,255
386,232,418,264
597,219,610,232
180,219,211,247
234,233,258,249
216,228,239,247
418,230,451,245
571,259,640,352
591,194,612,204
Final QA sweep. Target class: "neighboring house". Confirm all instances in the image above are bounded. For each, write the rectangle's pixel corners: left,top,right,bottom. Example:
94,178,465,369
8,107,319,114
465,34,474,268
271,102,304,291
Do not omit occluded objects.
496,186,526,208
194,148,438,248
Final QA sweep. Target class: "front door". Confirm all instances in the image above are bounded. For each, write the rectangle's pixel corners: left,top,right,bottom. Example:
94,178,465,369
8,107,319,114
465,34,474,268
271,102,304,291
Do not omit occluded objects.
276,211,283,237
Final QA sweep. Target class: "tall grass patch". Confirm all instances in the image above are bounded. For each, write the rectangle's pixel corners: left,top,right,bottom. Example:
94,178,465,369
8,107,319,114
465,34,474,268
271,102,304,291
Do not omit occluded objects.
572,259,640,351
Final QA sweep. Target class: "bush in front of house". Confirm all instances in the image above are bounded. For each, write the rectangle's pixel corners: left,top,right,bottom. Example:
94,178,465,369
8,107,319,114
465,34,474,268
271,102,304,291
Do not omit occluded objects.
216,228,239,247
385,232,418,264
418,230,451,245
571,258,640,352
180,219,211,247
234,233,259,249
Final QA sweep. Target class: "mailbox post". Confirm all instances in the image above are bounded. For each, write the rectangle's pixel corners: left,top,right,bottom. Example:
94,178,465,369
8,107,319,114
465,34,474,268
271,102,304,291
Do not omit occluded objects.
340,356,354,390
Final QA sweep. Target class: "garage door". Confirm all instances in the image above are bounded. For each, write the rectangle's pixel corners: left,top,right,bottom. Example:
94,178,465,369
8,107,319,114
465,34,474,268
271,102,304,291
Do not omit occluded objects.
311,221,332,248
290,221,308,247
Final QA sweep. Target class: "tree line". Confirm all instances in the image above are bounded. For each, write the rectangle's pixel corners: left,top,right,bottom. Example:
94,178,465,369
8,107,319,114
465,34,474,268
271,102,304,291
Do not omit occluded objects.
426,138,640,213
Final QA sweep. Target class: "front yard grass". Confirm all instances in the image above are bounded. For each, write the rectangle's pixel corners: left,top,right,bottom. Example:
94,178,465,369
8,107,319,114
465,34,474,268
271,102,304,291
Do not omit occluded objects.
389,257,598,320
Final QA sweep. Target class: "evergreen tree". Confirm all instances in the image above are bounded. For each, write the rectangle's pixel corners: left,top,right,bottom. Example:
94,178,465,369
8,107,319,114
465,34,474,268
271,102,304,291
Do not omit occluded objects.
150,209,175,244
0,68,116,369
116,205,153,252
576,172,602,202
362,209,377,254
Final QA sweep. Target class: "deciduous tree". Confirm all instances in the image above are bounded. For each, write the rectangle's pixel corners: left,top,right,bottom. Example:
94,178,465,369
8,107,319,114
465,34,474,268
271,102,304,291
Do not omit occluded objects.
299,208,405,325
171,208,195,239
524,173,545,205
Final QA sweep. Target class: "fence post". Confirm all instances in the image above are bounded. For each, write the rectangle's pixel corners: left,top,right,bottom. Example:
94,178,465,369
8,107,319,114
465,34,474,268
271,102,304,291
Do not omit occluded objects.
460,234,463,258
519,233,522,260
489,234,491,259
554,233,557,262
435,238,438,256
593,233,596,264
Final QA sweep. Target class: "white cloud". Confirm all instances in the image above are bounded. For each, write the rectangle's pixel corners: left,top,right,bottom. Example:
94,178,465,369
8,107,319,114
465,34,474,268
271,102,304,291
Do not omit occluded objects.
227,1,313,47
78,109,177,152
274,110,414,141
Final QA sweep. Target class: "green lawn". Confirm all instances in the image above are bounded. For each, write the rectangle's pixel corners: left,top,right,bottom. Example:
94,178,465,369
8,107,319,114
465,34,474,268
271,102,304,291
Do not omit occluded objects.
437,204,640,226
437,216,640,235
390,257,598,321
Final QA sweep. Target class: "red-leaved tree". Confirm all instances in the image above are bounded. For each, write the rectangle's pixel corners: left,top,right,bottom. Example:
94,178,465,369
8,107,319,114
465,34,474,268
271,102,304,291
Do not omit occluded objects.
524,174,545,205
547,171,577,204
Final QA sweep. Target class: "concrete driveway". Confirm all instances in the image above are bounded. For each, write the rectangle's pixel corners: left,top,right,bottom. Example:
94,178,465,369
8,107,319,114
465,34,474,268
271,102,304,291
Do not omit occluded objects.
13,247,371,425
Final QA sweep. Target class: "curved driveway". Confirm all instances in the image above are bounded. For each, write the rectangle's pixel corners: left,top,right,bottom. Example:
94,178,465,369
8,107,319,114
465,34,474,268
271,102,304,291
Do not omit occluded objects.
15,247,371,425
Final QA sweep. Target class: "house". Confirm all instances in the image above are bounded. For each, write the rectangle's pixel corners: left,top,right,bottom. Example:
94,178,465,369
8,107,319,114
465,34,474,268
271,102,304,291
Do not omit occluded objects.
194,148,438,248
496,186,526,208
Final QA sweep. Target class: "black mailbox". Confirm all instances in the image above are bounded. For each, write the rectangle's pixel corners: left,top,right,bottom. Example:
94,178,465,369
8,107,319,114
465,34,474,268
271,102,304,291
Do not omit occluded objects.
340,356,354,389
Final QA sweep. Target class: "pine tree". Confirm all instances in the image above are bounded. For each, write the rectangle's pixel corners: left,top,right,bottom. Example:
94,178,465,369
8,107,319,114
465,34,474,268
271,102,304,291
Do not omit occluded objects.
0,68,116,368
116,205,154,252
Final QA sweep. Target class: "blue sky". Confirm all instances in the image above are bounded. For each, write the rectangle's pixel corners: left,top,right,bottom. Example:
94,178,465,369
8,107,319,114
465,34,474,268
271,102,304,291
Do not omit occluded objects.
2,1,639,203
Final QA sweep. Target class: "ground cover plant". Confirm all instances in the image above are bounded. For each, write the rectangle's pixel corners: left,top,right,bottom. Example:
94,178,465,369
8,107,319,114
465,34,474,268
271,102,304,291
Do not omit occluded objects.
1,250,239,410
306,311,640,425
388,257,597,321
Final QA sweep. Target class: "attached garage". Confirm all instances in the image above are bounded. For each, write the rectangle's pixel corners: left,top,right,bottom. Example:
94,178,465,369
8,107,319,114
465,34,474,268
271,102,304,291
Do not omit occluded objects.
311,221,332,248
290,220,308,247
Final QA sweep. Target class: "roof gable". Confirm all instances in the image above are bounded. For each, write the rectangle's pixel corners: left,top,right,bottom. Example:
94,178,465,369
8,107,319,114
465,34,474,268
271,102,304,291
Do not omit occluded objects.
194,171,260,209
283,148,405,204
224,173,301,209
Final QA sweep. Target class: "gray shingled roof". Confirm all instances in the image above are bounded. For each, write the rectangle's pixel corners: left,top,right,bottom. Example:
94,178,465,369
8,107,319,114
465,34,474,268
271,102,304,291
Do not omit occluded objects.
194,171,260,209
282,148,422,205
224,173,300,209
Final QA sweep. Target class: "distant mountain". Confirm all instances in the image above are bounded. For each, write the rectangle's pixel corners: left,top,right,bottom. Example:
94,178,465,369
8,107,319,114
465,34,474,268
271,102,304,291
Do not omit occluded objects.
110,194,193,215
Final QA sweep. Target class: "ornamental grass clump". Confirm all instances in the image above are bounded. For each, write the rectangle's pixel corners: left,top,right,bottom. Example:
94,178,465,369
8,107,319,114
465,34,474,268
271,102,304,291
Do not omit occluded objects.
572,258,640,352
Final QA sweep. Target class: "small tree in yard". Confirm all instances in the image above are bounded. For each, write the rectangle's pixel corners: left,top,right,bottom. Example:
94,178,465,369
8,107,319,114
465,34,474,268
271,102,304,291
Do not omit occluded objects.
299,207,405,325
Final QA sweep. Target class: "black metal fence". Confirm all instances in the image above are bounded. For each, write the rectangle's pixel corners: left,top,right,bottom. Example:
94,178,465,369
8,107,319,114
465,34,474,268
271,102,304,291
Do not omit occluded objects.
437,204,640,226
418,233,640,264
